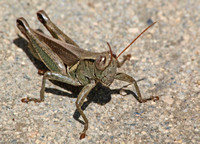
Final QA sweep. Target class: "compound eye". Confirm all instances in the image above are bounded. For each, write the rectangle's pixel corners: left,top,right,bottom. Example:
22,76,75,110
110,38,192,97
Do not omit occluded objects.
95,56,107,70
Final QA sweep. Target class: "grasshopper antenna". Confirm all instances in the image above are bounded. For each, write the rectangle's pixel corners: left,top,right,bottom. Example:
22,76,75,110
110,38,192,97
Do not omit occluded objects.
117,22,157,58
107,42,113,63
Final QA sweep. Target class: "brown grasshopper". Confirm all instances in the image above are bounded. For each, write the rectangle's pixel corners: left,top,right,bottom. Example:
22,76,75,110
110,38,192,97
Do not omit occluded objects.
16,10,159,139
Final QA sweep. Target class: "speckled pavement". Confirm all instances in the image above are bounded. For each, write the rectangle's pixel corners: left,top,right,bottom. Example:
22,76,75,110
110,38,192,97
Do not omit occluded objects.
0,0,199,143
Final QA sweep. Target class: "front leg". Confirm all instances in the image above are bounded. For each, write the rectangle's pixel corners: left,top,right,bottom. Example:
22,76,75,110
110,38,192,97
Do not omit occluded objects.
114,73,159,103
117,54,131,68
75,81,96,139
21,71,81,103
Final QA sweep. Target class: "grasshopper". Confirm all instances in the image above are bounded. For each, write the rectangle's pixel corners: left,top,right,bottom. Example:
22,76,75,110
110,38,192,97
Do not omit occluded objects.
16,10,159,139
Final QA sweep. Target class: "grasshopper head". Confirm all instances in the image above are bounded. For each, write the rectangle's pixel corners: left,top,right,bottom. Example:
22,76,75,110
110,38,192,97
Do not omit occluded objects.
94,42,117,86
95,42,116,71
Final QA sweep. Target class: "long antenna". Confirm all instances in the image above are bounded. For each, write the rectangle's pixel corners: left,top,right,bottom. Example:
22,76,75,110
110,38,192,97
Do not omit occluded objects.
117,22,157,58
107,42,113,63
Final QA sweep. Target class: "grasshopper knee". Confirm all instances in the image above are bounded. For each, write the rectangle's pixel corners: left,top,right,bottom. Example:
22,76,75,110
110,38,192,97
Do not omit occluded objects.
37,10,50,24
16,17,31,34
